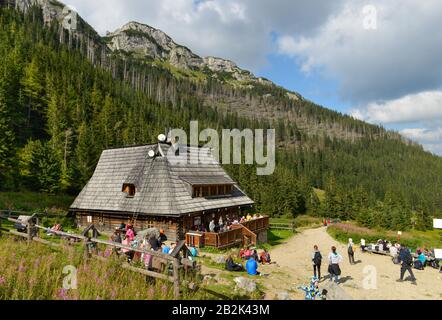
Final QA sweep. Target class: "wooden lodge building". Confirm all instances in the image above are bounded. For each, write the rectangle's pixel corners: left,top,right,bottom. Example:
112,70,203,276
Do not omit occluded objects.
69,141,269,248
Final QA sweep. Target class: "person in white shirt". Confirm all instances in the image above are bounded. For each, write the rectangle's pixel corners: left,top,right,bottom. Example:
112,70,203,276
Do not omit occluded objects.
328,246,343,283
209,220,216,232
360,238,366,251
390,244,399,259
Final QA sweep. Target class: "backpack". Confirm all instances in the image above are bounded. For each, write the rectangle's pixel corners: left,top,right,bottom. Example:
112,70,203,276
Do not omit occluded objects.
402,250,413,266
313,251,322,265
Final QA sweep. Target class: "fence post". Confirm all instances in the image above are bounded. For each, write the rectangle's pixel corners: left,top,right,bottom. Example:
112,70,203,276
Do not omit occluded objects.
83,238,91,259
27,221,33,244
173,257,180,299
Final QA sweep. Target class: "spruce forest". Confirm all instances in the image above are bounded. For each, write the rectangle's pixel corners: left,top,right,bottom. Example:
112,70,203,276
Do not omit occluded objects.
1,5,441,232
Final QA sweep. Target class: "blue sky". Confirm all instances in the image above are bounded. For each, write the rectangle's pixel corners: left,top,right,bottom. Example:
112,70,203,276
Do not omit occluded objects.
258,53,351,115
66,0,442,155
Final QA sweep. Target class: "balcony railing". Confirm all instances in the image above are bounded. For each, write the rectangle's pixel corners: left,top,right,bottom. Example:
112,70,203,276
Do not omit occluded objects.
186,217,269,249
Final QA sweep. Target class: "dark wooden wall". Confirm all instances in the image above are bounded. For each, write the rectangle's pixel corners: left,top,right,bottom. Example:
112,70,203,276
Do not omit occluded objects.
74,206,247,242
75,212,181,242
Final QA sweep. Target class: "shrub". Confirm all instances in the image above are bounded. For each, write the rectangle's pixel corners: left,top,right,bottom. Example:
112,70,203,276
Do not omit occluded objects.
0,238,199,300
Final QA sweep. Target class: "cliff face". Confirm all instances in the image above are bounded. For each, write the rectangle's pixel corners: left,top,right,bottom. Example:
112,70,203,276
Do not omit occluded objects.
105,21,274,85
14,0,73,25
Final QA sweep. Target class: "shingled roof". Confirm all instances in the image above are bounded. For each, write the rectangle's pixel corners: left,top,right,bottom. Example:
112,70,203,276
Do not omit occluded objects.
70,143,254,217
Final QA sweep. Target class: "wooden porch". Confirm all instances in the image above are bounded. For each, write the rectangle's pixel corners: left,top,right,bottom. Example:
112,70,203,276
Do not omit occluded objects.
185,216,269,249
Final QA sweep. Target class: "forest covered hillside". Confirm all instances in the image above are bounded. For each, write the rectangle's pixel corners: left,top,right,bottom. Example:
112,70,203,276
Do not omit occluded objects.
0,1,441,231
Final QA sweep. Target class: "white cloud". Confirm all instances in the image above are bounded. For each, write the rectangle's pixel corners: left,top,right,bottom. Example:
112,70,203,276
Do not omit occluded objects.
351,90,442,124
401,127,442,155
401,128,442,143
276,0,442,104
65,0,344,71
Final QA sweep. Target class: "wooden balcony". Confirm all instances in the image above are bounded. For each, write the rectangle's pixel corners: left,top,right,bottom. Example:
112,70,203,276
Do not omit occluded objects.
185,217,269,249
241,216,269,233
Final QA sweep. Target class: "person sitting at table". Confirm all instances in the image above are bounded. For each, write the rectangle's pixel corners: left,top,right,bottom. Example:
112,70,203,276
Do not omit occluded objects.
390,244,399,258
246,213,252,221
225,255,243,272
417,250,427,268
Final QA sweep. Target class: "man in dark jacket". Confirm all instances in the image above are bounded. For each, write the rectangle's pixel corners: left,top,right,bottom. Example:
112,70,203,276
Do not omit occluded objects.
397,247,417,285
312,245,322,280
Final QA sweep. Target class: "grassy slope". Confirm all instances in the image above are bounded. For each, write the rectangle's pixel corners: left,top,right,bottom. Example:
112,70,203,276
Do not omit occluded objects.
327,222,442,250
0,237,205,300
0,192,74,213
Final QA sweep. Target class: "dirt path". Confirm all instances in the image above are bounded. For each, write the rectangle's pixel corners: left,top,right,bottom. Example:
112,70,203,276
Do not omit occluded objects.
258,226,442,300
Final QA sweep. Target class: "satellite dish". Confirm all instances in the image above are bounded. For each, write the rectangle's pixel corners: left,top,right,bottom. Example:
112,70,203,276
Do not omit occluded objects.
158,134,166,142
148,149,155,158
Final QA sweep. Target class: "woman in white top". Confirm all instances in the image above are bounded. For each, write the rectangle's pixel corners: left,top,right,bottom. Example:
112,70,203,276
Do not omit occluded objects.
328,246,343,283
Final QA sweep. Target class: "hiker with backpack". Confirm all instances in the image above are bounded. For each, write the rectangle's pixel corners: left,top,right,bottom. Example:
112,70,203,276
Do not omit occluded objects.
328,246,343,283
347,238,356,265
397,246,417,285
312,245,322,280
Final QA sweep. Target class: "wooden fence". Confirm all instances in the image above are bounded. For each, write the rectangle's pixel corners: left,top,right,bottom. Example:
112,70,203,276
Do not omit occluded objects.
269,222,296,233
0,213,198,299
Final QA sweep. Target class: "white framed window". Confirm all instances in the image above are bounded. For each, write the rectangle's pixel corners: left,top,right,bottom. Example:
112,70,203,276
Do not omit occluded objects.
87,215,92,223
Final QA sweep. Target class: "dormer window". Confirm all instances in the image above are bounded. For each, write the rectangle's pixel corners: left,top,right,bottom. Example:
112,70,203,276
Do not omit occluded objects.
122,183,136,198
192,184,233,198
180,176,235,198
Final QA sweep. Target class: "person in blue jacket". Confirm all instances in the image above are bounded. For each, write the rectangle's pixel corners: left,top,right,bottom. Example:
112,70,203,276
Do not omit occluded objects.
246,257,260,276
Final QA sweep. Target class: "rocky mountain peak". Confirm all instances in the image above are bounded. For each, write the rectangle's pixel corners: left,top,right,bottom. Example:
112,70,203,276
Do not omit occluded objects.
106,21,274,84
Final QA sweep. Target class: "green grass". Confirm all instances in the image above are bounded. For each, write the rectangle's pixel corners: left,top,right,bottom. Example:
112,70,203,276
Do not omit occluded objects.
259,229,294,250
327,222,442,250
270,215,322,229
0,237,202,300
0,192,74,213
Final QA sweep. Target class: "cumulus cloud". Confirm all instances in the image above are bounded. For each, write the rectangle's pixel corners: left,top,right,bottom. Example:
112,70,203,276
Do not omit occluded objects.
350,91,442,124
401,127,442,155
276,0,442,104
63,0,442,154
65,0,344,71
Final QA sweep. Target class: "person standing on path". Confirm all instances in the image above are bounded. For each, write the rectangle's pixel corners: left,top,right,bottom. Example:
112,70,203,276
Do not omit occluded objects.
312,245,322,280
397,246,417,285
347,238,356,265
328,246,343,283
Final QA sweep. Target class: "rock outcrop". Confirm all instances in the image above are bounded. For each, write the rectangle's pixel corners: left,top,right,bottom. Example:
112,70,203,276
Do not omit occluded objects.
106,21,273,84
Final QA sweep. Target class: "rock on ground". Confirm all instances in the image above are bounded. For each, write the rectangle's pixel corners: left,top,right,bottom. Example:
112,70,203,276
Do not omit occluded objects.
320,282,353,300
234,277,257,293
